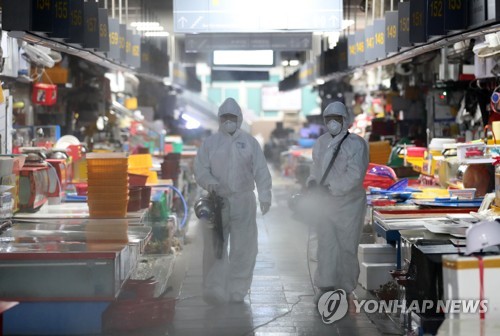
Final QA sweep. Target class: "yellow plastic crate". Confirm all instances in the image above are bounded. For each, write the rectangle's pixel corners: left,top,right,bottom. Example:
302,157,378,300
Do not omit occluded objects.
128,154,153,169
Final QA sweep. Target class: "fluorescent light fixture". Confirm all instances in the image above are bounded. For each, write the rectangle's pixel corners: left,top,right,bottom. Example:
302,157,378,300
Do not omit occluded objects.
131,22,160,28
213,50,274,66
144,31,170,37
182,114,201,129
281,60,289,67
289,60,300,67
136,25,164,31
316,78,325,85
342,20,355,30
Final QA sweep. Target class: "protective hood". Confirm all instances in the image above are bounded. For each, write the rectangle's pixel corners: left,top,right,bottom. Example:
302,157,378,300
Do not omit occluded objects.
323,101,353,134
218,98,243,130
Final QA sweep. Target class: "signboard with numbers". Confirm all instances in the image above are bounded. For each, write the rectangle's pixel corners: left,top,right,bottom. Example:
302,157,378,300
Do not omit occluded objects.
374,18,386,60
108,18,120,60
444,0,467,30
50,0,71,38
2,0,52,32
127,34,141,68
337,37,348,71
68,0,85,44
355,31,366,65
410,0,427,43
348,33,357,68
97,9,110,52
140,40,151,73
364,25,376,63
398,2,411,48
125,30,134,66
119,24,127,63
83,1,100,49
427,0,445,36
385,11,399,54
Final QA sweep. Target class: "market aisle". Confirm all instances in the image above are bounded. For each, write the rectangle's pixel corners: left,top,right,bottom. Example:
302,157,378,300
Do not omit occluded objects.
168,176,394,336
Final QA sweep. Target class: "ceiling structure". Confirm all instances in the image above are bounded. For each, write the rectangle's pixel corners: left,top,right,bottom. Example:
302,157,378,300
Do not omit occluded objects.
104,0,389,68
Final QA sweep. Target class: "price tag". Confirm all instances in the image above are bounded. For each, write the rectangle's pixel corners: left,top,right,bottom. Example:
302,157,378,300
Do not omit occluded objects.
385,11,399,54
410,0,427,43
348,33,357,68
125,29,134,66
68,0,84,44
364,25,376,63
427,0,445,36
108,18,120,60
97,9,109,52
355,31,366,65
374,18,386,60
83,1,99,49
444,0,467,31
398,2,411,48
128,34,141,68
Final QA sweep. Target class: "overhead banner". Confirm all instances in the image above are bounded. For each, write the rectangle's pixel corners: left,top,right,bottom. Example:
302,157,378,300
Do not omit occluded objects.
385,11,399,54
374,18,386,60
68,0,85,44
174,0,343,33
83,1,99,49
50,0,71,38
185,33,312,52
97,9,110,52
119,24,127,63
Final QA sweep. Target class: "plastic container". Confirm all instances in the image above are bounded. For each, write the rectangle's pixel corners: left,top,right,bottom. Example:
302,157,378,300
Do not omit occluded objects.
127,187,142,212
88,198,128,218
128,154,153,169
87,170,129,180
87,177,129,187
87,185,129,194
129,173,148,186
449,188,476,200
141,186,152,209
406,147,427,157
74,183,88,196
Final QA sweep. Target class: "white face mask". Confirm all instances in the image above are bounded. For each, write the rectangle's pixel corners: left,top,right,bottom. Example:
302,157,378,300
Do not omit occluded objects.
326,120,342,136
222,120,237,134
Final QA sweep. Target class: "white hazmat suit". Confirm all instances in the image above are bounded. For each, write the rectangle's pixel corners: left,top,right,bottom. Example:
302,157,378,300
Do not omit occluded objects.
308,102,369,293
194,98,272,304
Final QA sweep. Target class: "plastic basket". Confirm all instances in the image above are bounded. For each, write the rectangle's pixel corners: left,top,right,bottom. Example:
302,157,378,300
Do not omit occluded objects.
87,170,129,180
128,154,153,169
129,173,149,186
87,185,129,194
87,177,129,187
88,198,128,218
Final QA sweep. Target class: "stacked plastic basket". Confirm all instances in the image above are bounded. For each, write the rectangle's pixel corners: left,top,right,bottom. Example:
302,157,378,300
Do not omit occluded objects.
87,153,129,218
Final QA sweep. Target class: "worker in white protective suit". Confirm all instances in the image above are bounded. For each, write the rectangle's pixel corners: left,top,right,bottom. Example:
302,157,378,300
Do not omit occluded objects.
307,101,369,302
194,97,272,304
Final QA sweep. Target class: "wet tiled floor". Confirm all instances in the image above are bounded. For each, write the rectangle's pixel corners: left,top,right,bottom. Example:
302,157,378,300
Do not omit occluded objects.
167,179,403,336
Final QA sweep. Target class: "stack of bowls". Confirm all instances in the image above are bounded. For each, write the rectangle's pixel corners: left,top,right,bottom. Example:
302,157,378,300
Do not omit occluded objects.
86,153,129,218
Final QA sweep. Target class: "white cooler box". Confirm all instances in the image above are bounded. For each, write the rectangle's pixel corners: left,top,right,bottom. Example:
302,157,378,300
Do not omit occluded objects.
358,244,396,264
359,262,395,290
443,255,500,319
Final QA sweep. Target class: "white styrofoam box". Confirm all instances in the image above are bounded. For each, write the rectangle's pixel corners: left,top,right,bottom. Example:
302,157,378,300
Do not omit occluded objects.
359,262,396,291
358,244,397,264
443,255,500,319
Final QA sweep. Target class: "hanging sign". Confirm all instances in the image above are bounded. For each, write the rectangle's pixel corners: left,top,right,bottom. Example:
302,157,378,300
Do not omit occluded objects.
348,33,357,68
444,0,468,31
374,18,386,60
427,0,446,36
355,31,366,66
108,18,120,60
398,2,411,48
68,0,85,44
364,25,376,63
385,11,399,54
410,0,427,44
97,9,110,52
83,1,100,49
